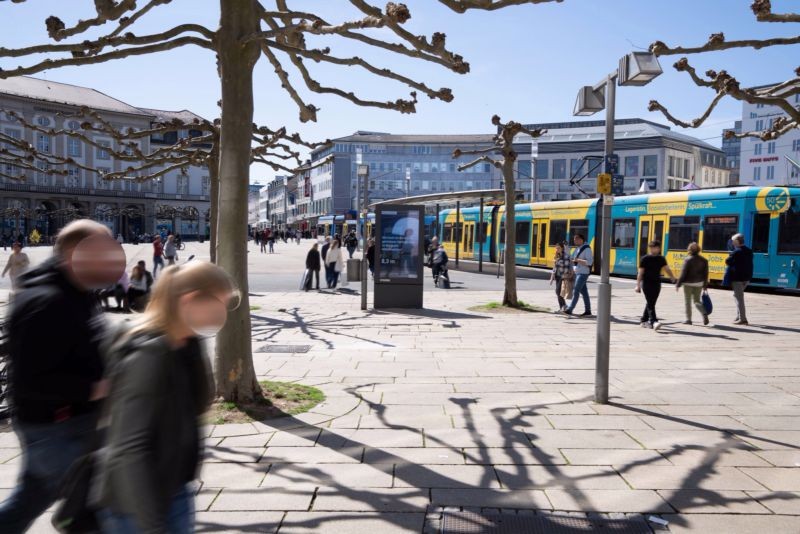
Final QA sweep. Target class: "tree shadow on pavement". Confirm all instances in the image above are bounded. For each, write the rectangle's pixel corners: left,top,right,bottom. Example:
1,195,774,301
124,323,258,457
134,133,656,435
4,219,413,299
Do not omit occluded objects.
196,383,799,533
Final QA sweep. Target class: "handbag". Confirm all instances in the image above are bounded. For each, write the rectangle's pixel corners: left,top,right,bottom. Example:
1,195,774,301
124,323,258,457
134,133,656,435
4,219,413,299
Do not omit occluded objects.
299,269,310,290
560,278,574,300
51,446,102,533
702,290,713,315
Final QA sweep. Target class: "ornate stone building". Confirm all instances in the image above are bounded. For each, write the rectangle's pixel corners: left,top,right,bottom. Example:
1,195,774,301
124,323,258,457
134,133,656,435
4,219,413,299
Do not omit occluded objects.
0,76,210,241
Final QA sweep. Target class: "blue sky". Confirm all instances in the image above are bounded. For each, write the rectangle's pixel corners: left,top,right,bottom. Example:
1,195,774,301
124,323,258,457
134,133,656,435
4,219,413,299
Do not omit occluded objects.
1,0,796,183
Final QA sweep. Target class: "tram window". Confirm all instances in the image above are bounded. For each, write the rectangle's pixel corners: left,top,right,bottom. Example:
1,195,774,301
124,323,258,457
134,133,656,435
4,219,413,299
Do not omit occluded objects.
668,216,701,250
516,222,531,245
549,220,567,246
478,222,488,242
703,215,739,252
443,223,454,242
499,221,505,243
569,219,589,244
752,213,771,253
612,219,636,248
778,211,800,254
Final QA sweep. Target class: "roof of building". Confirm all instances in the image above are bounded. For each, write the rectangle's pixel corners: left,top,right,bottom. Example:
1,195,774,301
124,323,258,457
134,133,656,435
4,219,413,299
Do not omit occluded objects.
138,107,207,124
519,118,722,153
0,76,150,116
334,132,496,144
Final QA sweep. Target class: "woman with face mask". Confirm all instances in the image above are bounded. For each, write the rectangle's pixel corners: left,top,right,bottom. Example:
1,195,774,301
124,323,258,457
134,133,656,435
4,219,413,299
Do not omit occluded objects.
98,262,238,533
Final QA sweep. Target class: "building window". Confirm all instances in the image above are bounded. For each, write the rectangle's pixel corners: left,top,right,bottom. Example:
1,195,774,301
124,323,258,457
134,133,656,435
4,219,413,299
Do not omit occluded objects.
793,140,800,152
67,137,82,157
684,159,690,181
668,156,675,176
756,119,764,131
36,116,51,127
67,120,81,130
570,159,582,178
202,176,210,196
754,143,762,155
767,142,776,154
552,159,567,180
96,140,111,160
36,134,51,153
766,166,775,181
66,166,82,188
624,156,639,177
534,159,549,179
754,167,761,181
35,162,51,186
643,155,658,177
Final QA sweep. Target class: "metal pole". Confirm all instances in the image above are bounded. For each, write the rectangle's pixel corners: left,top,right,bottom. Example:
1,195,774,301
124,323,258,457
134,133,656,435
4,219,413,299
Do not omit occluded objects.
455,200,460,269
435,203,440,239
478,196,484,273
355,167,361,247
595,74,616,405
360,168,370,311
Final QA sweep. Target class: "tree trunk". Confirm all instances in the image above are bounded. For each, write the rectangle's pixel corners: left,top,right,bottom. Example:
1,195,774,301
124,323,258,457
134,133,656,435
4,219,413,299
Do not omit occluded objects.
502,160,518,307
214,0,261,402
209,145,219,263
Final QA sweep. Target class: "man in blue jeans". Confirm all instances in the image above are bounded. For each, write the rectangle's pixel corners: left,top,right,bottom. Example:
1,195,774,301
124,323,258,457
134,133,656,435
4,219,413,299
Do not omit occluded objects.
561,234,593,317
0,220,123,533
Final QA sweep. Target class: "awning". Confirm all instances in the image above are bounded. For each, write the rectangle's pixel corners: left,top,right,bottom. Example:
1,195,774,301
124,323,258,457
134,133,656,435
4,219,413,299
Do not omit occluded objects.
369,189,520,209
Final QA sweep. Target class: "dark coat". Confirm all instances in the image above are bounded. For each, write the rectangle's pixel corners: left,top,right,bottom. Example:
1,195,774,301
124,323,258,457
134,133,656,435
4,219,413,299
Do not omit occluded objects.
100,332,212,532
677,254,709,289
725,245,754,282
321,242,330,262
7,258,106,423
306,248,321,270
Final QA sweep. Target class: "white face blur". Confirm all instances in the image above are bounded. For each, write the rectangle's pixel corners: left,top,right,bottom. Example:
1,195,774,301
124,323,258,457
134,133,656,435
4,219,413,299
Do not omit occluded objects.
178,290,237,338
68,234,126,290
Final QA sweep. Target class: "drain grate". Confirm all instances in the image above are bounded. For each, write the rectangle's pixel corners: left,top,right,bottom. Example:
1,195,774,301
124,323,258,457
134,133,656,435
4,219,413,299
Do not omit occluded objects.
442,511,656,533
255,344,311,353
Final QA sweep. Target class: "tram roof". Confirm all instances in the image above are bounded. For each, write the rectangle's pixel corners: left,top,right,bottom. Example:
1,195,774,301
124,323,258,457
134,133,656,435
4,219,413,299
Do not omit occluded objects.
369,189,520,209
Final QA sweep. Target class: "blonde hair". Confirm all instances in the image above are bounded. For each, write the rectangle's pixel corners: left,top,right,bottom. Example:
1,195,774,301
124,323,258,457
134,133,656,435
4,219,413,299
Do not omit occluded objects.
687,242,701,255
129,261,236,339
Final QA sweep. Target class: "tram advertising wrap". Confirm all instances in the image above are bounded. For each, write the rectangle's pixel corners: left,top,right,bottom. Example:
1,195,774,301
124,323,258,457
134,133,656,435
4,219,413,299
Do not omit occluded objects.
376,206,423,284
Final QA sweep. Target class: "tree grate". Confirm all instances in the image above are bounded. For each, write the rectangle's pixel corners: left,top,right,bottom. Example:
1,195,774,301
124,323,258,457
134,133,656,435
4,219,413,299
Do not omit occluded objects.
442,511,658,534
256,344,312,354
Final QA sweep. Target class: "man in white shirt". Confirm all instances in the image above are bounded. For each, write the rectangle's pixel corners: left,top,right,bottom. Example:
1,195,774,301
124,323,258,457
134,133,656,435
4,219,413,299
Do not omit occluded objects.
562,234,593,316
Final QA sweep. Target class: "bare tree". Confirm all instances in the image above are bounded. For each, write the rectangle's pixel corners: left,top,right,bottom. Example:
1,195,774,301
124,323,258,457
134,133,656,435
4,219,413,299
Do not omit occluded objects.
647,0,800,141
0,0,561,401
453,115,544,307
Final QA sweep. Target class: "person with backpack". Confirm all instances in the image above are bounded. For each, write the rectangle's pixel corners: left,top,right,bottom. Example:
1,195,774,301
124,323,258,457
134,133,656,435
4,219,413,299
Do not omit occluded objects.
0,220,125,533
561,234,593,316
675,242,710,325
344,230,358,259
635,240,677,331
549,242,573,311
725,233,754,325
432,242,449,288
97,261,234,533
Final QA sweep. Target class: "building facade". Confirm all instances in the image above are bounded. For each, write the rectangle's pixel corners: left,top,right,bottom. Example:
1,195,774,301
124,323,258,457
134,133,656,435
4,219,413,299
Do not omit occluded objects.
739,88,800,186
517,119,729,201
248,182,263,233
265,176,288,229
306,132,502,227
722,120,742,185
0,76,210,240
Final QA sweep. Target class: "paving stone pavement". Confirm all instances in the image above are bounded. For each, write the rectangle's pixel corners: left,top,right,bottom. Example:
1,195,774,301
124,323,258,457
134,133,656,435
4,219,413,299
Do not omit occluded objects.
1,242,799,532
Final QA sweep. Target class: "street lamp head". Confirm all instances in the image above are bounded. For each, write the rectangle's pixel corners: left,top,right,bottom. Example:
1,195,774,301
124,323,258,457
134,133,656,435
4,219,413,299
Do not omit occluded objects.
573,86,605,116
357,164,370,178
618,52,663,87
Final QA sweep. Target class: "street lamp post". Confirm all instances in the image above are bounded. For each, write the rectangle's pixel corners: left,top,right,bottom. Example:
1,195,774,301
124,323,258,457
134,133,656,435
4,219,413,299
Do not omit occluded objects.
573,51,662,404
358,163,370,310
405,168,411,197
530,139,539,202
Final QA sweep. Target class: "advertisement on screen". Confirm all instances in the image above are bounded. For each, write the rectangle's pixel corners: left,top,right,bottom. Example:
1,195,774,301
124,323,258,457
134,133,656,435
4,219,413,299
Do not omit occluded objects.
376,206,422,284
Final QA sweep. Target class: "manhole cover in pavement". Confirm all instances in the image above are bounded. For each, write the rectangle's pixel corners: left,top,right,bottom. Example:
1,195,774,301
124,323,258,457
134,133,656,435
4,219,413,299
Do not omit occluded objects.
256,344,311,353
442,511,656,533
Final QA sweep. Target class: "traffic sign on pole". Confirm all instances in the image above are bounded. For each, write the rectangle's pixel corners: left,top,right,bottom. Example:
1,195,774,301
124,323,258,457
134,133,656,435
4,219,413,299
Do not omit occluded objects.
612,174,624,196
605,154,619,175
598,173,612,195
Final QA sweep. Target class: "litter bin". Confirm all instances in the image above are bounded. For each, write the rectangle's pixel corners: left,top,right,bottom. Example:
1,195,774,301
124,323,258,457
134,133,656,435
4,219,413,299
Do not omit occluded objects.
347,258,362,282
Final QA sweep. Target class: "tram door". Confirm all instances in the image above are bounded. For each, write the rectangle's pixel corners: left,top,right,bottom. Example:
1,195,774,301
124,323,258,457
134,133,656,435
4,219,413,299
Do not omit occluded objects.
530,219,548,266
463,221,475,258
751,212,772,282
638,215,668,258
